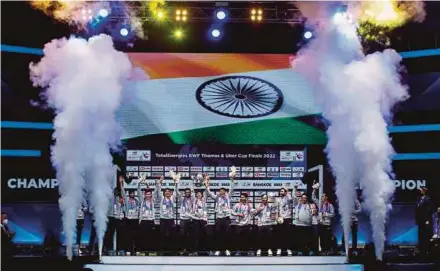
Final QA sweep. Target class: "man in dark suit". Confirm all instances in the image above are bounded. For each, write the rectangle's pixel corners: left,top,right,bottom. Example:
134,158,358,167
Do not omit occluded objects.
415,187,433,255
1,212,16,260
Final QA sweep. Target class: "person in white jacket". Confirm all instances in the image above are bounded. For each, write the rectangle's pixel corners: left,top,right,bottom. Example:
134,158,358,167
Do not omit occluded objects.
76,201,88,254
205,174,235,256
137,177,156,253
319,193,335,254
232,192,253,256
254,194,275,256
120,177,140,255
155,175,178,254
295,194,314,254
191,190,208,256
175,176,195,255
275,186,297,256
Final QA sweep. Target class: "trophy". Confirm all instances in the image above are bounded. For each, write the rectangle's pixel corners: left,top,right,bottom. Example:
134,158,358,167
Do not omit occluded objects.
192,172,204,188
170,170,182,183
229,166,237,178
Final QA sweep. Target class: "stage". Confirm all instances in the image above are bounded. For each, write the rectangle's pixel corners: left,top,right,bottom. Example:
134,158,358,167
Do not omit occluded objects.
85,256,363,271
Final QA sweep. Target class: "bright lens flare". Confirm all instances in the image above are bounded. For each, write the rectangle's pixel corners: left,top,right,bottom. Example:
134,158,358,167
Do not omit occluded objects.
360,0,405,28
174,29,183,39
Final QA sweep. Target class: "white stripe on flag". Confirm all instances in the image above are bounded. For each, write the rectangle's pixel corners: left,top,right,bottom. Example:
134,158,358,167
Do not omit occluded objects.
117,69,320,139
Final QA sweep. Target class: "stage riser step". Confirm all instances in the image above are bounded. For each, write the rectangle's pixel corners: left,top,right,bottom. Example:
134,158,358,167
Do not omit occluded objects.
85,265,364,271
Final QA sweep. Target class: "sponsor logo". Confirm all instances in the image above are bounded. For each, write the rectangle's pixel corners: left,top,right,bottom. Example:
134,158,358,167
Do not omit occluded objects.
8,178,58,189
206,172,215,177
216,173,228,178
203,166,215,172
254,167,266,172
242,167,253,172
152,166,164,171
292,167,305,172
178,172,190,177
178,166,190,172
230,166,241,171
292,172,304,178
127,172,139,177
127,150,151,161
267,167,279,172
253,182,272,187
151,172,163,177
267,172,279,177
242,172,254,178
139,166,151,171
255,172,267,178
190,166,203,172
164,166,177,172
394,180,426,190
126,166,138,171
280,167,291,172
279,173,292,178
216,166,228,172
139,172,152,177
280,151,304,162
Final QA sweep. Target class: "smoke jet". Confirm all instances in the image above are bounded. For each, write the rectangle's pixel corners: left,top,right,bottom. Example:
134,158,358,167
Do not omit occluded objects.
30,34,132,259
292,3,408,260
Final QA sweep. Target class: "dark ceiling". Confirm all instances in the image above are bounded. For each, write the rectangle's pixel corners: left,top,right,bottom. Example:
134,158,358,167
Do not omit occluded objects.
1,1,440,54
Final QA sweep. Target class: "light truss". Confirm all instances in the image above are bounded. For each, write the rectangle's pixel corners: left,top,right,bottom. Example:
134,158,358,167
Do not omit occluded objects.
107,2,303,24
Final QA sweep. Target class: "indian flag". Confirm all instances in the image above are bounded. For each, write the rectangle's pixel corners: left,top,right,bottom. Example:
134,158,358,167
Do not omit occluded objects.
118,53,326,145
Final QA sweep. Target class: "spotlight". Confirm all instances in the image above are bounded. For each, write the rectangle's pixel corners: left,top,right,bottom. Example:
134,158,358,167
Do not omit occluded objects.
211,29,221,38
99,8,108,18
174,29,184,39
216,10,226,20
304,31,313,39
176,9,187,22
251,8,263,22
120,28,129,36
156,10,166,20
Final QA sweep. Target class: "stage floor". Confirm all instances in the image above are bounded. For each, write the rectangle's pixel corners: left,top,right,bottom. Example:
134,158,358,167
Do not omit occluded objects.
85,256,364,271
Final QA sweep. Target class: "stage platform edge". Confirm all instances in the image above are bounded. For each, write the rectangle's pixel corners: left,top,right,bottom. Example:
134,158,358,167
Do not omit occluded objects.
85,256,364,271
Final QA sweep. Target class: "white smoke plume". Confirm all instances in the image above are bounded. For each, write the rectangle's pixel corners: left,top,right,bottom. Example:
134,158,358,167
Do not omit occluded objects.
29,34,132,259
292,4,408,260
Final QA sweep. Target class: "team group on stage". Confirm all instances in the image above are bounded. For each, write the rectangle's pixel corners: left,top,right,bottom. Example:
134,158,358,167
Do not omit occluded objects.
76,173,361,256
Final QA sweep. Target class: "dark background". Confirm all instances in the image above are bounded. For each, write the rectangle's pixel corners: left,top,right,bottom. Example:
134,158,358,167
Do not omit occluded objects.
1,1,440,246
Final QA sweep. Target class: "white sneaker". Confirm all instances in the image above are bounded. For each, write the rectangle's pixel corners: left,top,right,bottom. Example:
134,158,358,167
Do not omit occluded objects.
215,251,221,256
225,250,231,256
276,249,281,256
287,249,292,256
268,249,273,256
256,249,261,256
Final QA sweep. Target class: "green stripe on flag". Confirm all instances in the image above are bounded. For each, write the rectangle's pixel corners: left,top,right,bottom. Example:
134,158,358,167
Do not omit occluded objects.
167,117,327,145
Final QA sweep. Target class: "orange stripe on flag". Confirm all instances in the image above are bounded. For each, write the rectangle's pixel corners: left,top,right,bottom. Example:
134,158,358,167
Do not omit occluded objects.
127,53,293,79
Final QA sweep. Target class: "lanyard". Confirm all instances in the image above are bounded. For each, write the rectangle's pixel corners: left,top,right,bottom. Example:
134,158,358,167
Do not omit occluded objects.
163,197,172,208
142,199,153,210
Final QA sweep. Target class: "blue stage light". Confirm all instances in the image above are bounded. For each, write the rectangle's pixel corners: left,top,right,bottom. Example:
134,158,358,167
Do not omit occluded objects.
216,10,226,20
120,28,129,36
211,29,221,38
99,8,109,18
304,31,313,39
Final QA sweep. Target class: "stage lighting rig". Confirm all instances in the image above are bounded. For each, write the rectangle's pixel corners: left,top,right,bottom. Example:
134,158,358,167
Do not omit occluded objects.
251,8,263,22
106,2,302,24
176,9,188,22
